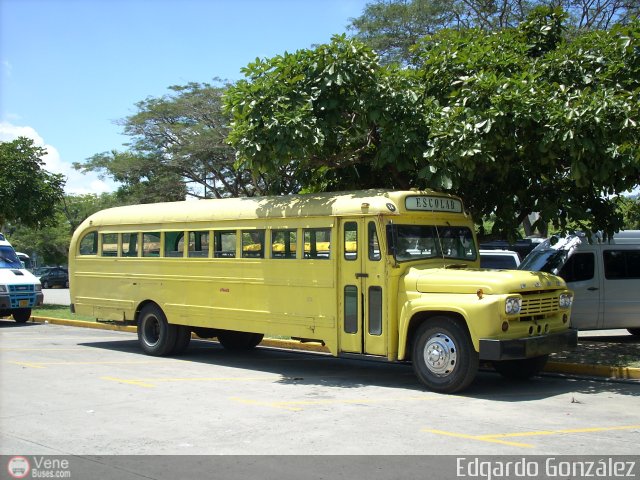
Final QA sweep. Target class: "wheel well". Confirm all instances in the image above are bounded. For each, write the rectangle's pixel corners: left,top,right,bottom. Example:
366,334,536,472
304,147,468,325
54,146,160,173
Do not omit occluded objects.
405,311,468,360
134,300,161,324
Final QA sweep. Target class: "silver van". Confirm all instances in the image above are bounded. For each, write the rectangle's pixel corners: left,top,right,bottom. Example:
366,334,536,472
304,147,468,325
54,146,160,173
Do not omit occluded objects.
519,231,640,335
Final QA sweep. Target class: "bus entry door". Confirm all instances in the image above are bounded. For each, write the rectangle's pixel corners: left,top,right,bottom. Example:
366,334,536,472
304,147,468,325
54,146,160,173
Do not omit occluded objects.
339,218,386,356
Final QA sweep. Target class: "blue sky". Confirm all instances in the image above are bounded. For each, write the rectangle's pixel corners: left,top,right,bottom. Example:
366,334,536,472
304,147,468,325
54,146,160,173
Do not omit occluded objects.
1,0,370,194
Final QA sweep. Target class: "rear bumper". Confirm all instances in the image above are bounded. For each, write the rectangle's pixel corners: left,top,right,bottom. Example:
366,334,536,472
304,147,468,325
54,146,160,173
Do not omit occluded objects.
479,329,578,361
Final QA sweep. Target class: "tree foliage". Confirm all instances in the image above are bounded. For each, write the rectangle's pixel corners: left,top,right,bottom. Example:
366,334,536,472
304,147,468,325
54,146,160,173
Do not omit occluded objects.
76,81,289,199
8,192,122,266
226,35,425,192
349,0,638,64
0,137,65,230
226,10,640,238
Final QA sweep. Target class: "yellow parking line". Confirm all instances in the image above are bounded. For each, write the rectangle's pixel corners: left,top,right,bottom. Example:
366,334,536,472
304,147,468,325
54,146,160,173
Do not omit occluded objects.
423,429,534,448
0,348,82,351
480,424,640,439
232,395,440,412
9,360,162,368
101,375,281,388
423,424,640,449
101,377,157,388
9,361,47,369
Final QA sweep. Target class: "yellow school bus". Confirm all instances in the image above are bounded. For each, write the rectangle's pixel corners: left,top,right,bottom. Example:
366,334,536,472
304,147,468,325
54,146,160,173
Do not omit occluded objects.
69,190,576,393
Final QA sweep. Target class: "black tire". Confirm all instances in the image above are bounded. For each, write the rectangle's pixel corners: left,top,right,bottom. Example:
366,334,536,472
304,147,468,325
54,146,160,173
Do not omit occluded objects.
64,280,69,288
170,325,192,355
42,281,50,289
411,316,478,393
218,330,264,350
137,304,177,356
492,354,549,380
627,328,640,337
12,309,31,323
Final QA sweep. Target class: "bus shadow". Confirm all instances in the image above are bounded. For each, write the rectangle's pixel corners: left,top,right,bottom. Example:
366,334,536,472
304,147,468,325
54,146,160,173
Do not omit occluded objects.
78,338,640,400
0,319,40,328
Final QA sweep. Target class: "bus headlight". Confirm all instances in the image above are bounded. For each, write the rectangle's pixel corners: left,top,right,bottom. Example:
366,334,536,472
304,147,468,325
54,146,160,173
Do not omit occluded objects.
35,284,42,292
0,285,6,293
559,293,573,309
505,296,522,315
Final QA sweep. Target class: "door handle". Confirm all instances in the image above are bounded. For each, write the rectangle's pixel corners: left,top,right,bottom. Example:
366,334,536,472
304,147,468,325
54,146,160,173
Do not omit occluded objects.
587,287,599,291
355,273,369,278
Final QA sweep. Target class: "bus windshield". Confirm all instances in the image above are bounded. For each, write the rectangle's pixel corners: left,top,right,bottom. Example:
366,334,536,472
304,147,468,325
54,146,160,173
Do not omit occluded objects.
388,225,477,263
0,245,22,269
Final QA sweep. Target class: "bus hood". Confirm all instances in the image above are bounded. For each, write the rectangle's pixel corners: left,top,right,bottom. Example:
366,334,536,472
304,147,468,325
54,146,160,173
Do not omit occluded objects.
406,266,566,295
0,267,40,285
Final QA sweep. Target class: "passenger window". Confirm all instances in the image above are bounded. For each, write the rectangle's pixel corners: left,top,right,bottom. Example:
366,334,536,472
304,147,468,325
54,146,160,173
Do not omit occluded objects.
604,250,640,279
344,222,358,261
142,232,161,257
214,231,237,258
559,253,594,282
121,233,138,257
188,231,210,258
101,233,118,257
242,230,265,258
368,221,381,261
272,229,297,259
164,232,185,257
304,228,331,259
79,232,98,255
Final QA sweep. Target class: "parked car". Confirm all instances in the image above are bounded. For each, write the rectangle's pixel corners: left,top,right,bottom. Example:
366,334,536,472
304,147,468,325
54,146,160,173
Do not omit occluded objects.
39,267,69,289
479,249,521,269
519,231,640,335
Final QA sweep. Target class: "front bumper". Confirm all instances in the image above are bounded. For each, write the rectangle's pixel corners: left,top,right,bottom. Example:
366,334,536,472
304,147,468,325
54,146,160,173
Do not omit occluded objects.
479,329,578,361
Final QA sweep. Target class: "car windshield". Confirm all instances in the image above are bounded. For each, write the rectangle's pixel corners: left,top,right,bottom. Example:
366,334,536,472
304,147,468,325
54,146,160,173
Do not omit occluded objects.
387,225,477,263
0,246,23,269
519,248,568,274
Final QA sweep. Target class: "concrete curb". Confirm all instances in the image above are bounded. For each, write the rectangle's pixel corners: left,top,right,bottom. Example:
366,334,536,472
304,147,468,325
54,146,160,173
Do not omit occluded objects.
30,316,640,380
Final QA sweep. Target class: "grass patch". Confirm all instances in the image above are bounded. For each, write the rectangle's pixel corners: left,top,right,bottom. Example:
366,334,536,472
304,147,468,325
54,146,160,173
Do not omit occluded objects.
32,304,96,322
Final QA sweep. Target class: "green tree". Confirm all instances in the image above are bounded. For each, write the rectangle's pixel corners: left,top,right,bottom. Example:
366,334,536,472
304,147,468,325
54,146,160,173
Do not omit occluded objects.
226,12,640,239
226,35,425,192
0,137,65,230
77,81,288,199
76,150,187,204
349,0,638,64
8,192,122,266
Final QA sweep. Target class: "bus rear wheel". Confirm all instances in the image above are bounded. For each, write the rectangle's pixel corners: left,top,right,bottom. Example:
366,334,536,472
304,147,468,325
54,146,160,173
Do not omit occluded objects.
138,304,177,356
170,325,192,355
13,309,31,323
411,316,478,393
218,331,263,350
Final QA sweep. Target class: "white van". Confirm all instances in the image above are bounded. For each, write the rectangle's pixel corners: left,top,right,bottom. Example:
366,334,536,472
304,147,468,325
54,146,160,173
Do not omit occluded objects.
0,233,44,323
520,231,640,335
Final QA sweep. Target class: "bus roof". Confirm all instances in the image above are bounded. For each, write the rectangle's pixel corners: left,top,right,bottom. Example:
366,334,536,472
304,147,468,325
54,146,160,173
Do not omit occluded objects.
79,190,467,228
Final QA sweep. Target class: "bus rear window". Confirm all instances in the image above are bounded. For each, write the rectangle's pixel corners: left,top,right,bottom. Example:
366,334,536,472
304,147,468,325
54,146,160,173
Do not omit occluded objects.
79,232,98,255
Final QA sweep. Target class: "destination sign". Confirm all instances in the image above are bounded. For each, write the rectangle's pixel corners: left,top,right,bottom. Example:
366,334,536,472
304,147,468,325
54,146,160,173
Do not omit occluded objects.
405,196,463,213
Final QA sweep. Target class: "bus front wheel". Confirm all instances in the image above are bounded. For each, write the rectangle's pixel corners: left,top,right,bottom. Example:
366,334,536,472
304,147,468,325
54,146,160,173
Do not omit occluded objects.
411,316,478,393
138,304,177,356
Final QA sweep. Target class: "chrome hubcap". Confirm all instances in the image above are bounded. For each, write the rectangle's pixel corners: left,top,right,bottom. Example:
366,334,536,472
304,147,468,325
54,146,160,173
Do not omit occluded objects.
423,333,457,377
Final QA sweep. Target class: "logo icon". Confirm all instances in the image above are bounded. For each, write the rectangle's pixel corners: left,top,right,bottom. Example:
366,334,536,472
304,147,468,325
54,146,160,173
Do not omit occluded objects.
7,456,30,479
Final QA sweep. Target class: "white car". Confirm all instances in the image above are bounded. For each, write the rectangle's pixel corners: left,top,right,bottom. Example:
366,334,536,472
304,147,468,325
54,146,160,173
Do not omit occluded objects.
519,231,640,335
479,249,521,269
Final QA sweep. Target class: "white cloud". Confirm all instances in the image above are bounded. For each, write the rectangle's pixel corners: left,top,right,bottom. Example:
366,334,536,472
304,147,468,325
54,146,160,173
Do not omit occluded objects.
2,60,12,77
0,121,115,195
